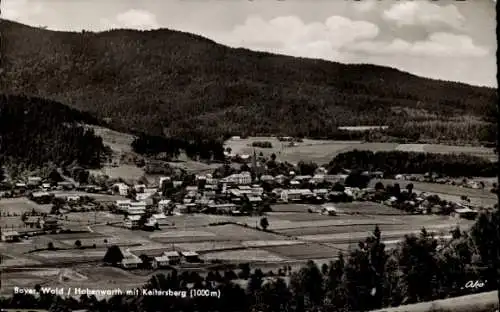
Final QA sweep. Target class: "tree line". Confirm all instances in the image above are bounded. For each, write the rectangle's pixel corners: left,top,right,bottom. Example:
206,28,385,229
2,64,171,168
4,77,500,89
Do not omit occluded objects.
3,19,496,143
0,94,109,169
328,150,497,177
2,208,499,312
131,133,225,162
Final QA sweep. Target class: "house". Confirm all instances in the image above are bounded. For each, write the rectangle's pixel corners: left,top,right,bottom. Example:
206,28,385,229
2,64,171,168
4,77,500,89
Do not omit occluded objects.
24,216,41,228
57,181,75,190
124,215,142,229
121,256,142,269
313,189,329,197
134,184,147,193
158,199,172,212
112,183,129,196
128,201,147,215
152,255,170,268
310,175,325,184
173,181,183,188
158,177,171,188
163,251,181,265
40,216,59,230
295,175,313,182
15,183,27,189
453,207,478,220
27,176,42,187
260,175,274,182
208,203,237,213
136,192,155,201
186,186,199,192
152,213,167,221
41,183,52,190
274,175,287,184
181,251,200,263
1,230,20,242
247,195,263,205
66,195,80,202
30,191,53,204
115,200,132,212
321,205,337,216
281,189,313,202
221,172,252,185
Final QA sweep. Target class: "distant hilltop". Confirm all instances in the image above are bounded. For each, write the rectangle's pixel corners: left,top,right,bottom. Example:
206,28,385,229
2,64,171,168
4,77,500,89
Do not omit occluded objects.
0,19,496,141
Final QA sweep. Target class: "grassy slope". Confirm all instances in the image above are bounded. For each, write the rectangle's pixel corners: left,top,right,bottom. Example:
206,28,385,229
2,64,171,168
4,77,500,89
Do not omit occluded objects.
0,19,496,139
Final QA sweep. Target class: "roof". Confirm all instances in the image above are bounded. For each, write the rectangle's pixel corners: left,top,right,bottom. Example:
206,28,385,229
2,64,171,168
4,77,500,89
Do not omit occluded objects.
153,256,170,262
163,251,180,257
158,199,171,204
1,231,19,236
130,201,147,207
126,215,142,221
122,257,142,264
32,191,51,197
152,213,166,219
181,251,199,257
116,200,131,204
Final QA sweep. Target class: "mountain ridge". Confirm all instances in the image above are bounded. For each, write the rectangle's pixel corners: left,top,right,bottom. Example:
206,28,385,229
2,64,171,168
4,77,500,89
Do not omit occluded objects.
0,19,496,140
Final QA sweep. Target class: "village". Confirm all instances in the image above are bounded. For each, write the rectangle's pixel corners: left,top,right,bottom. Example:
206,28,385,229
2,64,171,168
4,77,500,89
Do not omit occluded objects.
0,143,497,284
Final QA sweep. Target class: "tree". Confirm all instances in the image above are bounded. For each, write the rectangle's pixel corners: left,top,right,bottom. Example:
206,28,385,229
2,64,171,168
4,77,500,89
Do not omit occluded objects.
75,240,82,249
270,153,277,161
103,245,124,266
260,217,269,231
47,242,55,250
406,183,414,194
374,182,385,191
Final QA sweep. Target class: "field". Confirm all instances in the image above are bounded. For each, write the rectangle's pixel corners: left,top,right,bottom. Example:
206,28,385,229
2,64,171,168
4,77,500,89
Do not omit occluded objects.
224,137,495,165
372,179,498,207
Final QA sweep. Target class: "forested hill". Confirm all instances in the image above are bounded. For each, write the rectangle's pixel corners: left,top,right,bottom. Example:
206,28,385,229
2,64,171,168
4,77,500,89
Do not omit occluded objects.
0,94,109,168
0,19,496,139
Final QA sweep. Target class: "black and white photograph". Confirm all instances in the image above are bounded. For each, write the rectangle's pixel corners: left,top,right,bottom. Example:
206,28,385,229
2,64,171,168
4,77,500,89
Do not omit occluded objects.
0,0,498,311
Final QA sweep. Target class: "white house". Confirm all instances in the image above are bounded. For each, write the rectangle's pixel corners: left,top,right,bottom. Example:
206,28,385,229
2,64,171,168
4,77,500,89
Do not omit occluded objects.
128,201,147,215
260,175,274,182
115,200,132,212
27,176,42,186
222,172,252,185
133,184,147,193
136,192,155,201
113,183,129,196
281,189,313,202
66,195,80,202
152,255,170,268
158,177,171,188
163,251,181,265
124,215,142,229
1,230,20,242
121,256,142,269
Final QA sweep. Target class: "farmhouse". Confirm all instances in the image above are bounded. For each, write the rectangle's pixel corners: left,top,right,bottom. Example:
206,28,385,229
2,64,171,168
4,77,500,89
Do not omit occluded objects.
27,176,42,187
133,184,147,193
57,181,75,190
124,215,141,229
30,191,53,204
152,255,170,268
1,230,20,242
121,256,142,269
40,216,59,230
66,195,80,202
15,183,27,189
274,175,287,184
112,183,129,196
453,207,478,220
24,216,41,228
221,172,252,185
281,189,313,202
115,200,131,212
163,251,181,265
181,251,200,263
260,175,275,182
128,201,147,215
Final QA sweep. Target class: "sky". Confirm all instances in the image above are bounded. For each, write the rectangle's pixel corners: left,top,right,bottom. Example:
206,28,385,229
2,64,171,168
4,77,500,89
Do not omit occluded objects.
2,0,497,87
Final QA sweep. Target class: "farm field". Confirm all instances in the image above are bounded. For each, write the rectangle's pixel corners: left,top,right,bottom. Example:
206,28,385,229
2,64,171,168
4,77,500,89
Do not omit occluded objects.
334,202,409,215
202,249,286,262
262,242,341,260
372,179,498,207
225,137,495,165
0,197,52,214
